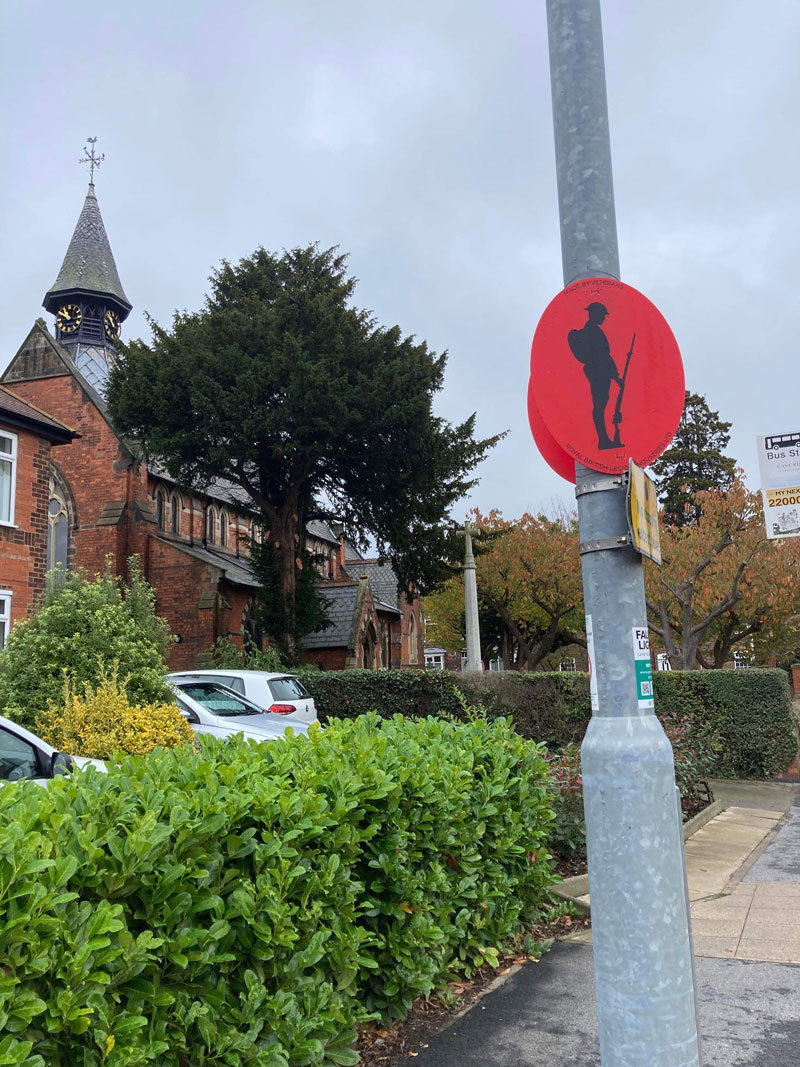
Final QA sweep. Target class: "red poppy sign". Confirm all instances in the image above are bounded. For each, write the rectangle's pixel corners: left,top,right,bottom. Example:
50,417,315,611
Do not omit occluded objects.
529,277,684,481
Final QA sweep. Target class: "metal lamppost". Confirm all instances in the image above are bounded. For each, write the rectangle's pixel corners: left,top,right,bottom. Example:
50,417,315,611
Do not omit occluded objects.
543,2,702,1063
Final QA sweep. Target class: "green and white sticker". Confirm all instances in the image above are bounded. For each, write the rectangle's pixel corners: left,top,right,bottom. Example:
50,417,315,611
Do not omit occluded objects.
632,627,654,709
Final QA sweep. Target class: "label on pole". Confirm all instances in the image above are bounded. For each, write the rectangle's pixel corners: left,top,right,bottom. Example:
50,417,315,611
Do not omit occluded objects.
632,627,654,709
529,277,684,478
756,432,800,539
586,614,599,711
626,459,662,564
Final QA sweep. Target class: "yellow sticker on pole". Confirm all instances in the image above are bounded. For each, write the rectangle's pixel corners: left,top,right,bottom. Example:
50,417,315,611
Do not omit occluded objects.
627,459,662,565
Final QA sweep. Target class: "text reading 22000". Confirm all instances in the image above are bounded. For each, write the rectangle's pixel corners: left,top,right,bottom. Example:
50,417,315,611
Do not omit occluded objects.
766,488,800,507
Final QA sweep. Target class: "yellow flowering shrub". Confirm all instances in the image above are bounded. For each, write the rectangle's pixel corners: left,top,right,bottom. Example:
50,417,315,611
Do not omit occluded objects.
38,664,194,758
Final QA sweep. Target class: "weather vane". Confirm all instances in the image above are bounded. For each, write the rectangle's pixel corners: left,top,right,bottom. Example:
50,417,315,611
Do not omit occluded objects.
79,137,104,183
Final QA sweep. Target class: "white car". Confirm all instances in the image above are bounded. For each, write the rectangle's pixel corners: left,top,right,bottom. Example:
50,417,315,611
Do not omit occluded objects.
167,670,318,727
169,680,312,743
0,713,99,786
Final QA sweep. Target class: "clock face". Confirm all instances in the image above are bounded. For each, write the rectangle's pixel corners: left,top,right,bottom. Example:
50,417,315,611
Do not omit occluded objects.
103,309,121,340
56,304,82,334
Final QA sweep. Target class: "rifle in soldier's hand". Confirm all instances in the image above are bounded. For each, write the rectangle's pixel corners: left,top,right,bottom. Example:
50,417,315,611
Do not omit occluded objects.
611,332,636,447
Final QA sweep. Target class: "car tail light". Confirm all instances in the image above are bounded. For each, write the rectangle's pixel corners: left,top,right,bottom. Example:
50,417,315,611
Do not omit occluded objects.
268,703,296,715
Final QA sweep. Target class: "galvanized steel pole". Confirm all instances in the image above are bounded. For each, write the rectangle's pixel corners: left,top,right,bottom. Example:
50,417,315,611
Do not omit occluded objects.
544,2,702,1064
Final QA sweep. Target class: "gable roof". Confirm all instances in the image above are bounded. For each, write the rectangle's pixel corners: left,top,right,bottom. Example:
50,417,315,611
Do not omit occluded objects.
343,559,401,609
43,183,131,314
0,385,77,444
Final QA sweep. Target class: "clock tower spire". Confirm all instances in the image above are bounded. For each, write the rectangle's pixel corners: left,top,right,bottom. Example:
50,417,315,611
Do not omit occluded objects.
42,139,132,392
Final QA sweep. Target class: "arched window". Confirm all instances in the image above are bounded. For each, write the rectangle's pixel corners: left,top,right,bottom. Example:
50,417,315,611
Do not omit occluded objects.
170,491,182,535
408,611,419,664
362,620,378,669
205,505,217,544
154,486,168,531
46,465,75,574
242,597,263,650
219,510,228,547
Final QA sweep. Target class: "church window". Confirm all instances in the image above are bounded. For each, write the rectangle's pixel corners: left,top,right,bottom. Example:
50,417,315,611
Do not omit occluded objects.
205,506,218,544
170,491,182,535
408,612,419,664
47,466,75,575
0,431,17,525
242,597,263,650
154,486,168,531
0,591,11,649
219,510,228,547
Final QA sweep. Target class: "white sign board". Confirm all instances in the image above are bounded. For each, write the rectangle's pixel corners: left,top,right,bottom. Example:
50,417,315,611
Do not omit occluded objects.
756,432,800,539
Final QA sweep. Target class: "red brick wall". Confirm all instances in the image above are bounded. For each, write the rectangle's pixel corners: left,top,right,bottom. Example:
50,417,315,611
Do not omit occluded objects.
145,536,220,670
301,648,348,671
7,375,152,578
0,424,51,627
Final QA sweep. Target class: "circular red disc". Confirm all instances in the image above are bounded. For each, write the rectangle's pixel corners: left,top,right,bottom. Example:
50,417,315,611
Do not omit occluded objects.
527,377,576,483
529,277,684,475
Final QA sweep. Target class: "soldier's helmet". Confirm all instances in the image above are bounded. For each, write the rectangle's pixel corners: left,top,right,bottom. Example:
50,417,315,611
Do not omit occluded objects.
584,301,608,317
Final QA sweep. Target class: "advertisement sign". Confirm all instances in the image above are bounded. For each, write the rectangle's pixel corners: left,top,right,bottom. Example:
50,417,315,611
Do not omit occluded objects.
632,627,654,710
756,432,800,539
529,277,684,479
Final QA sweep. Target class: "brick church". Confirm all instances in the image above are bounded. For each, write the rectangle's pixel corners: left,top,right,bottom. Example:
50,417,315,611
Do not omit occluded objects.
0,173,423,671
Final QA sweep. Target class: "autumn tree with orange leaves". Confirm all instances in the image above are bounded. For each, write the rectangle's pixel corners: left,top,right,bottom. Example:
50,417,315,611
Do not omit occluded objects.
424,509,585,670
645,477,800,669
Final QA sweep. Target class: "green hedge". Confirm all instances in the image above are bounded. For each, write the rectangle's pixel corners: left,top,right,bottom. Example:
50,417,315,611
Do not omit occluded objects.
0,715,556,1066
307,668,798,779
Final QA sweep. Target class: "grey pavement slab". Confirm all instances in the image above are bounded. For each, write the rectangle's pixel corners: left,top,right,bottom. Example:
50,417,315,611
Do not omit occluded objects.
708,780,799,813
408,942,800,1067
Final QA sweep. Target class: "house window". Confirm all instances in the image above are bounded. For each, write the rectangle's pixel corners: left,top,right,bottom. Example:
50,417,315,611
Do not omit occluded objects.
170,492,181,535
425,652,445,670
0,591,11,649
0,431,17,526
559,657,577,672
733,650,752,669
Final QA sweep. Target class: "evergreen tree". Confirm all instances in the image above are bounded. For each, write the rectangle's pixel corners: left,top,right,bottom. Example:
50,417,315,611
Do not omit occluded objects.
107,245,502,659
651,390,736,526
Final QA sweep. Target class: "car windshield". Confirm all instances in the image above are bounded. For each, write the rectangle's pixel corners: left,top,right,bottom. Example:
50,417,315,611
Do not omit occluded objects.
177,682,263,717
269,676,309,700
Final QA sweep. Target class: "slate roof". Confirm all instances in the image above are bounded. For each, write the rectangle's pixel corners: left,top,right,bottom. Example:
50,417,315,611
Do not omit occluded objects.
43,184,131,313
307,519,340,544
147,461,252,509
0,385,77,443
301,584,359,649
343,559,400,610
155,537,261,588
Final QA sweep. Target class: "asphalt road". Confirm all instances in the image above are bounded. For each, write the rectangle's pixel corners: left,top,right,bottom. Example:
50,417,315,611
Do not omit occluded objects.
409,941,800,1067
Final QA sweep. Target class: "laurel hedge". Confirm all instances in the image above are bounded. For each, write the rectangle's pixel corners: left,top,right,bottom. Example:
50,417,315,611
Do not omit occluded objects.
307,668,798,779
0,715,557,1066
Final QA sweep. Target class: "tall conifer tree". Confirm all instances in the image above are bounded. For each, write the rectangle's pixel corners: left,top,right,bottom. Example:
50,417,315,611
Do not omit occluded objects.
651,391,736,527
107,245,502,659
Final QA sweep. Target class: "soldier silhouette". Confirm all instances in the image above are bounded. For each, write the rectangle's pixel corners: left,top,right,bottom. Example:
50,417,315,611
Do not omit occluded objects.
567,301,622,450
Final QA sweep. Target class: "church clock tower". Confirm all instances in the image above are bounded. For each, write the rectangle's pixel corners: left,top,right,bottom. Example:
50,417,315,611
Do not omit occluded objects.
42,139,131,392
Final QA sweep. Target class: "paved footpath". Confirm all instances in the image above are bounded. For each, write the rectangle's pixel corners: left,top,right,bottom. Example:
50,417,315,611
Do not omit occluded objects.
408,781,800,1067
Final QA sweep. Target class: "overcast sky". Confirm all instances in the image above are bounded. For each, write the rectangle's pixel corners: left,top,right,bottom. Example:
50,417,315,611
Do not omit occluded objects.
2,0,798,521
